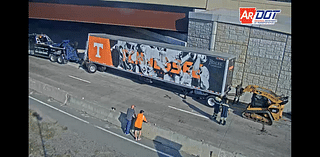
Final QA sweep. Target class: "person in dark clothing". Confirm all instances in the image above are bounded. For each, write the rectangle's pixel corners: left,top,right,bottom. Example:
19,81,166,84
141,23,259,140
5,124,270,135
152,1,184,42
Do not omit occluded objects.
233,84,244,105
220,101,230,125
125,105,136,135
212,97,222,119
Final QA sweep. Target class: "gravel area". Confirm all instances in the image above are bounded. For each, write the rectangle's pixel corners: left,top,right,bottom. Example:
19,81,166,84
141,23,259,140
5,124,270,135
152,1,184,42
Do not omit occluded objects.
29,109,125,157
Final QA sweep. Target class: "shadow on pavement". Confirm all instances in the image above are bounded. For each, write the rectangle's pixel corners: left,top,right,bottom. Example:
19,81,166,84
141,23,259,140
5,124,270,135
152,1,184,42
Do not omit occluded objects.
118,112,127,133
118,112,136,134
228,102,247,117
154,136,182,157
182,99,212,119
282,112,291,120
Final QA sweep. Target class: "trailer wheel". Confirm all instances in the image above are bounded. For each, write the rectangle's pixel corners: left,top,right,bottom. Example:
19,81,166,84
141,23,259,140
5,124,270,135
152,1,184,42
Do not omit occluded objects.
49,54,57,62
97,65,107,72
206,95,216,107
87,63,97,73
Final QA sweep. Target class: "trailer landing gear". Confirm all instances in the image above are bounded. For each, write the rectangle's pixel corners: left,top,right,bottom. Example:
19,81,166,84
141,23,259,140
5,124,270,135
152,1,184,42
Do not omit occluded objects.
182,89,189,99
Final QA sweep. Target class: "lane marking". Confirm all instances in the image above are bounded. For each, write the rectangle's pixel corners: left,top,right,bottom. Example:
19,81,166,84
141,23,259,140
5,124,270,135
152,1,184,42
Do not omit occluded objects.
168,105,209,119
68,75,91,83
29,96,173,157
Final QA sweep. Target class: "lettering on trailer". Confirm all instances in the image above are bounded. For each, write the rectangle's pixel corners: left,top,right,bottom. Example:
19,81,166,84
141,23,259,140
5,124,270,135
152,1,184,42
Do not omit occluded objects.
239,8,281,25
88,36,228,93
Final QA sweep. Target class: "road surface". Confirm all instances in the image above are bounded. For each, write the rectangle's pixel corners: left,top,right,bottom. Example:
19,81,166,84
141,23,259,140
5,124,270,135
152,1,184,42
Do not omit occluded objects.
29,92,192,157
29,55,291,157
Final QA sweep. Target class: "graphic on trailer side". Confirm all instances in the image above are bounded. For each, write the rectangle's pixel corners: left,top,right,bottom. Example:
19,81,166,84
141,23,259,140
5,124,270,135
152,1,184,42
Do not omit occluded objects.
88,36,229,94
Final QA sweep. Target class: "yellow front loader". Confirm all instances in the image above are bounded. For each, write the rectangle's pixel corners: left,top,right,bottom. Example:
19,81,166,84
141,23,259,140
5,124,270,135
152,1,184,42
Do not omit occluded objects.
240,85,289,125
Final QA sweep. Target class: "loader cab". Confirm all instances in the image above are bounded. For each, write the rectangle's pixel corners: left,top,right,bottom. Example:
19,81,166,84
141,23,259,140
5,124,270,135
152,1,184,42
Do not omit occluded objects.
250,93,271,108
241,85,289,124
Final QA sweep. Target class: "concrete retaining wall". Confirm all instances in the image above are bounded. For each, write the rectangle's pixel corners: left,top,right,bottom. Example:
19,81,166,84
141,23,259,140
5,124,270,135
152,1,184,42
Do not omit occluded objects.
29,77,245,157
187,11,291,112
29,78,68,104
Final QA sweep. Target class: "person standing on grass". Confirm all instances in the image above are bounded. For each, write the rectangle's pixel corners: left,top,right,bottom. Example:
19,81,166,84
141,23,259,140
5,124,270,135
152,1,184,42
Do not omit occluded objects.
134,110,148,141
125,105,136,135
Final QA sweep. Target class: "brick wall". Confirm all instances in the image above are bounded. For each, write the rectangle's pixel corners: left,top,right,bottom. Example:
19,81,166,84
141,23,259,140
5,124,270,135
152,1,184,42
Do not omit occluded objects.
187,19,213,50
187,20,291,111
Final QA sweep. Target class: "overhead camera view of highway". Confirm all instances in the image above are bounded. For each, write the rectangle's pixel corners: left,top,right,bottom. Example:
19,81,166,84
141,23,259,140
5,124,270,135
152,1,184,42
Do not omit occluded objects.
28,0,291,156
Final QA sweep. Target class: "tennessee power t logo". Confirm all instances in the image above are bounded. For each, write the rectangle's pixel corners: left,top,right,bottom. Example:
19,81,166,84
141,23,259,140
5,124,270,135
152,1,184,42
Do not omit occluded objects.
239,8,280,25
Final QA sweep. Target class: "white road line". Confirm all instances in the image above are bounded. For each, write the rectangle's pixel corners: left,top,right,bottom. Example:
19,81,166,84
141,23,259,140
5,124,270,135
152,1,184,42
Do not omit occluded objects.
28,96,173,157
68,75,91,83
168,105,209,119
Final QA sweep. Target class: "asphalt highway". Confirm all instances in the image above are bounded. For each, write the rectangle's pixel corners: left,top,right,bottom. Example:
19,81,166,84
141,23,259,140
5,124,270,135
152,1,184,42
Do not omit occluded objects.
29,55,291,157
29,92,192,157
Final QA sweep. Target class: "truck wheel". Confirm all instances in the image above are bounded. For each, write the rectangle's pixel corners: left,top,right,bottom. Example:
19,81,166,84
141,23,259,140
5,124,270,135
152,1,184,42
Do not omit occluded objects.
29,49,35,55
206,95,216,107
28,40,35,55
57,55,65,64
49,54,57,62
87,63,97,73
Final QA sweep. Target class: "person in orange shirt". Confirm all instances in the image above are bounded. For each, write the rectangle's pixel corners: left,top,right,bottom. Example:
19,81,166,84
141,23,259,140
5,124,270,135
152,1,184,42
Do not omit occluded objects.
134,110,148,141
